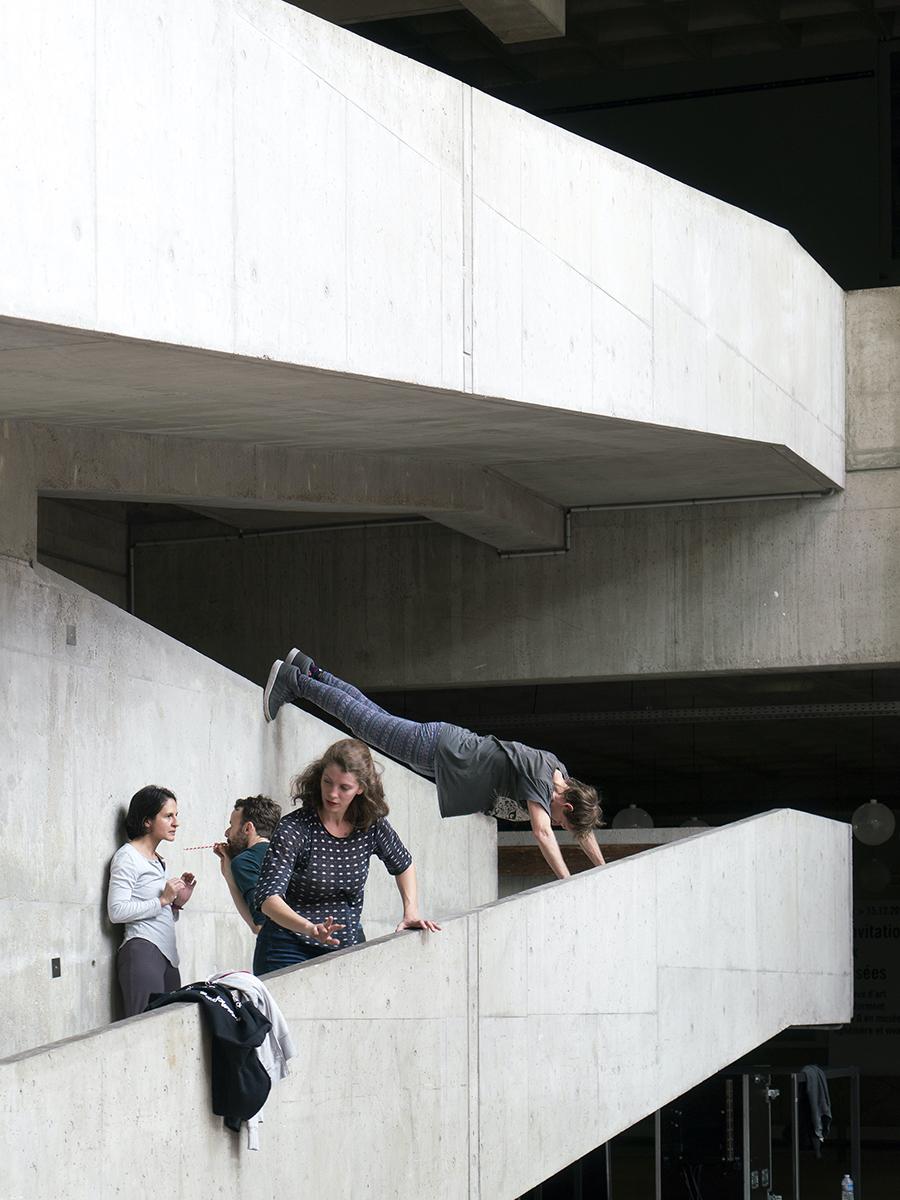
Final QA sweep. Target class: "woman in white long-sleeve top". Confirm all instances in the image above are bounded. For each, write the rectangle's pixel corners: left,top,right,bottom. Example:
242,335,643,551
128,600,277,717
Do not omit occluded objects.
107,785,197,1017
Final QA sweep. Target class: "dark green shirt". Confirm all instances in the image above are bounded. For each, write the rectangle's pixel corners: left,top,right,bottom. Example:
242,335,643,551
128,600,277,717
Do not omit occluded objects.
231,841,270,926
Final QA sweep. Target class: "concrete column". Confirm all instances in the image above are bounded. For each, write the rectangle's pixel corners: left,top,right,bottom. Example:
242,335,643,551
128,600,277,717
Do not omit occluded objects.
0,420,37,562
847,288,900,470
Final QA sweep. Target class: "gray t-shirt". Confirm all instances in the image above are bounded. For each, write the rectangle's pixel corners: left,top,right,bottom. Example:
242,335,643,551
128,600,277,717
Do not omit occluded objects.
433,725,567,819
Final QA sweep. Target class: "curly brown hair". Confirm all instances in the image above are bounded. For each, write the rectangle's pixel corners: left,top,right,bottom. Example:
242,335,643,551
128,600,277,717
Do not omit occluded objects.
291,738,388,831
563,778,604,837
233,794,282,838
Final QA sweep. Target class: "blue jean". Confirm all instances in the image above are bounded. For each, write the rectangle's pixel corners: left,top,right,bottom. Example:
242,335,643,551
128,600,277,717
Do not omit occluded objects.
254,919,342,975
287,666,443,776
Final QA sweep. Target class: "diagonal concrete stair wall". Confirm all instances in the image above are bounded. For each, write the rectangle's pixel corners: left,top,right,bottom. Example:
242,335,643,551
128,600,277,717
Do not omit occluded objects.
0,555,495,1056
0,807,851,1200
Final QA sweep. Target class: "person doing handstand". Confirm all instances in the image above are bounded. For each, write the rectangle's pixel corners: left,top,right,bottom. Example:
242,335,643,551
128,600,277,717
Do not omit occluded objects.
264,650,605,880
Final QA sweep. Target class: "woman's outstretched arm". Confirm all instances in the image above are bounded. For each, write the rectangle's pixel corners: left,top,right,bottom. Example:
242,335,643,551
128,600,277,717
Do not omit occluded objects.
393,864,441,933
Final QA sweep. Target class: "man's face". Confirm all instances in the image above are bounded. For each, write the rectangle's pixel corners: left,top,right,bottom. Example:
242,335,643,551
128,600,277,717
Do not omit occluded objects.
549,795,574,830
224,807,251,853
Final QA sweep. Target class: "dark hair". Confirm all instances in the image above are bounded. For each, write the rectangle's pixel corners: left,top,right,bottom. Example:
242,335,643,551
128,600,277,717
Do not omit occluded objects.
233,794,282,838
563,778,603,837
291,738,387,831
125,785,177,840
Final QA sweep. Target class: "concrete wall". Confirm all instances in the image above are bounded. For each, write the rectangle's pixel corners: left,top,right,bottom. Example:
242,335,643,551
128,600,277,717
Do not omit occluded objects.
132,288,900,688
0,556,495,1056
0,0,843,483
0,808,851,1200
134,466,900,689
847,287,900,472
36,497,129,609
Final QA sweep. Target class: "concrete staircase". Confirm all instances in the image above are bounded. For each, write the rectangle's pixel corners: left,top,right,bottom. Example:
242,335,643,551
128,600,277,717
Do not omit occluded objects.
1,805,851,1199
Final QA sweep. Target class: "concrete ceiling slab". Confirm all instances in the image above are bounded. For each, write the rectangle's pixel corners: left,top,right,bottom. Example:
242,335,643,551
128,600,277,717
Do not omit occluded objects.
1,318,835,514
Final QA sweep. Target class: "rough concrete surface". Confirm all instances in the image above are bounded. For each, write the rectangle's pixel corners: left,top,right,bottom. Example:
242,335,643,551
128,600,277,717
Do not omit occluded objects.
31,420,564,552
846,288,900,470
0,0,844,507
0,556,495,1056
0,808,851,1199
0,419,37,560
135,466,900,690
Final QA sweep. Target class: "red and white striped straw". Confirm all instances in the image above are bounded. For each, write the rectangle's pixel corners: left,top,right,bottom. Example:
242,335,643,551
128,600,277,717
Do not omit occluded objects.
182,843,218,850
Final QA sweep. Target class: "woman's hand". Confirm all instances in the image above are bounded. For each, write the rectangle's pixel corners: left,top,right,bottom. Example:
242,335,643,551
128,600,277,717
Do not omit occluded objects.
392,866,439,936
175,872,197,907
161,877,185,907
308,915,345,947
395,915,442,933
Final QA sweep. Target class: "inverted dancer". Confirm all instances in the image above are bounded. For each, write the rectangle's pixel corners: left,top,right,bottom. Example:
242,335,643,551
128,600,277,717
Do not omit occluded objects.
264,650,606,879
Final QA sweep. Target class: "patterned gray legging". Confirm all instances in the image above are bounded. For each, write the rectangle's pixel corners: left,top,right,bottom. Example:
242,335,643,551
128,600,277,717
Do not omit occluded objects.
286,665,444,776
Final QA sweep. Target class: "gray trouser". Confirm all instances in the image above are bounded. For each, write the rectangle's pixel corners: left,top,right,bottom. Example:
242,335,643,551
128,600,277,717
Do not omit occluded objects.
117,937,181,1017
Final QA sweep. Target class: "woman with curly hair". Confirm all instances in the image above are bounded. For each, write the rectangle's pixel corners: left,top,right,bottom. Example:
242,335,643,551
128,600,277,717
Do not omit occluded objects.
264,649,606,881
253,738,440,975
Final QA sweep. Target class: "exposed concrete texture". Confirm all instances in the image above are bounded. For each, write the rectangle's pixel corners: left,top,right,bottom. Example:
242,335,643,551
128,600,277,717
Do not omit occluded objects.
31,422,563,552
298,0,565,43
136,467,900,690
0,323,840,511
463,0,565,41
0,809,851,1200
0,556,495,1057
0,0,844,508
847,287,900,471
0,420,37,561
298,0,457,19
37,498,129,609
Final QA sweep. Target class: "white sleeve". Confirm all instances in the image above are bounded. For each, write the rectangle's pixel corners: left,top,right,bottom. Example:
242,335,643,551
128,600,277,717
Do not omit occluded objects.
107,852,162,924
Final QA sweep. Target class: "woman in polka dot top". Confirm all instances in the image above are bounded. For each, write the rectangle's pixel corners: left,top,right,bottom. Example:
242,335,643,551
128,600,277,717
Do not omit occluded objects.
253,738,440,975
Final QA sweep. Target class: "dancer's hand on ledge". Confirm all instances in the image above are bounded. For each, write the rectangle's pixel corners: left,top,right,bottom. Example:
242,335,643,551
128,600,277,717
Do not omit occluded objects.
395,915,442,934
309,915,345,946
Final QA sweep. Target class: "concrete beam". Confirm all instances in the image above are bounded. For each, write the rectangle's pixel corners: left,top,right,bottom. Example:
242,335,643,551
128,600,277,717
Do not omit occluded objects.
463,0,565,42
296,1,458,22
33,423,564,552
0,421,37,562
294,0,564,43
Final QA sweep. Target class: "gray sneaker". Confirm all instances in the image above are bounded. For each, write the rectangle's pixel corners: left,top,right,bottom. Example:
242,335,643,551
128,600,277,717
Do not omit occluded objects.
285,647,315,675
263,659,297,723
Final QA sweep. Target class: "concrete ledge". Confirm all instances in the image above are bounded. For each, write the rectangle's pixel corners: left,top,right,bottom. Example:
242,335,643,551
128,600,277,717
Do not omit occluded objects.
0,0,845,500
0,808,851,1199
